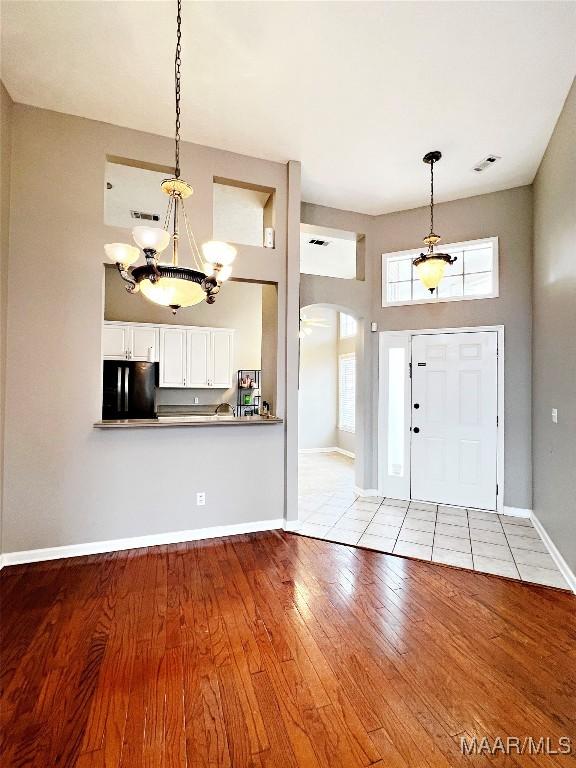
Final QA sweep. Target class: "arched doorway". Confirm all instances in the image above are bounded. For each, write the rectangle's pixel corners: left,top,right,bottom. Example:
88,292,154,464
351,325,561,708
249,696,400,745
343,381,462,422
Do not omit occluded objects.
297,303,363,530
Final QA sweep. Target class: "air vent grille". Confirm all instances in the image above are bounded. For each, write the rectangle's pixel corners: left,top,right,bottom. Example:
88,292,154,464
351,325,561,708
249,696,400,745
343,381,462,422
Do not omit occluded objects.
308,238,330,246
130,210,160,222
473,155,501,173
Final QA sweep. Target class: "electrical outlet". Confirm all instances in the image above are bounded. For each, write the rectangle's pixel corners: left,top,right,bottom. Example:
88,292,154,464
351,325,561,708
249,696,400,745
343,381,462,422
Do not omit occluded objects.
552,408,558,424
194,396,199,405
196,492,206,506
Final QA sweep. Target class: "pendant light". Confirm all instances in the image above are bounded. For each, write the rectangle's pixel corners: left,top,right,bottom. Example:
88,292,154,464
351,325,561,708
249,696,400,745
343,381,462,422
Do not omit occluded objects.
412,151,457,293
104,0,236,313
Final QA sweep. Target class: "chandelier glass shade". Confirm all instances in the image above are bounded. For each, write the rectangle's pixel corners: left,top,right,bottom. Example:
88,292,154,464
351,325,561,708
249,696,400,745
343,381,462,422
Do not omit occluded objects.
103,0,236,313
413,151,457,294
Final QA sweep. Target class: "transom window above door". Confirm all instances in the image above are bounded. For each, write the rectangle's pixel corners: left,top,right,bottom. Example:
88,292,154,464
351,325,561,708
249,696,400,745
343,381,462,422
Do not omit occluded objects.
382,237,498,307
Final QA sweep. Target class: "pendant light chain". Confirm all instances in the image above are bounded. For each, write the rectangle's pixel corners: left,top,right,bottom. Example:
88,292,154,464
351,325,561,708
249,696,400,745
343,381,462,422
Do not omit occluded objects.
429,158,434,238
174,0,182,179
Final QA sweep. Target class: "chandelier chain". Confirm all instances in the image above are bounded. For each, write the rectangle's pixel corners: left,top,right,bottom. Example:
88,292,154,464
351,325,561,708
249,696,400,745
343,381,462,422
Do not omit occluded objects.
429,158,434,236
174,0,182,178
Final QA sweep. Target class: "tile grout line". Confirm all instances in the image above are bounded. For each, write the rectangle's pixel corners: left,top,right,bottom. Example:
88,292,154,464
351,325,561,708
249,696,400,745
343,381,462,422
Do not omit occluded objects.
390,501,407,555
429,504,439,563
501,518,522,579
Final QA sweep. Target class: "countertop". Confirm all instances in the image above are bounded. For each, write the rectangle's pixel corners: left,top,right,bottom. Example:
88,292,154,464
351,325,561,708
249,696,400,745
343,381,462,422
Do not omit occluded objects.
94,415,283,429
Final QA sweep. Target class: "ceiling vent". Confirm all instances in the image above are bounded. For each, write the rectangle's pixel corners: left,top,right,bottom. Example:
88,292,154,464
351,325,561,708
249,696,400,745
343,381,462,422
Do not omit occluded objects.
308,238,330,246
473,155,502,173
130,210,160,222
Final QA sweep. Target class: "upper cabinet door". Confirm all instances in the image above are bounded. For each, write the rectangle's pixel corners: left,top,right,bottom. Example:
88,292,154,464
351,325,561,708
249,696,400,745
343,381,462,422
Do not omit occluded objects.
131,326,159,361
159,328,187,387
103,324,131,359
211,329,235,388
187,329,211,388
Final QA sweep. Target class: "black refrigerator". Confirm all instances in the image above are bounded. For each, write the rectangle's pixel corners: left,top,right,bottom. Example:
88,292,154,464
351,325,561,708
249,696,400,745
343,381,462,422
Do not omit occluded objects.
102,361,158,420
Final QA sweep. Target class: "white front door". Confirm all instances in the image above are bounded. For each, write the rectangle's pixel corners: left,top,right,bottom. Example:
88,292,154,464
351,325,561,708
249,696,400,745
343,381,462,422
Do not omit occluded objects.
410,331,498,510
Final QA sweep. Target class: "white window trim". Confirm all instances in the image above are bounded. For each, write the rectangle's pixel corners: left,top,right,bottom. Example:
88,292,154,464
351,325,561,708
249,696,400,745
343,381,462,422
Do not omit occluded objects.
381,236,499,308
338,352,356,434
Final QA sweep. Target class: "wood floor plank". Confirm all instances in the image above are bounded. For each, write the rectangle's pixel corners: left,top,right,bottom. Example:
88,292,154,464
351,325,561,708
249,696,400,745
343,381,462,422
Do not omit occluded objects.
1,531,575,768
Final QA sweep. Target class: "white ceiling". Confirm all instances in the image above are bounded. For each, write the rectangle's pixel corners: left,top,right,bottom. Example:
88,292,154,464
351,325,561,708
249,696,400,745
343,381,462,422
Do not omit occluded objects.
2,1,575,214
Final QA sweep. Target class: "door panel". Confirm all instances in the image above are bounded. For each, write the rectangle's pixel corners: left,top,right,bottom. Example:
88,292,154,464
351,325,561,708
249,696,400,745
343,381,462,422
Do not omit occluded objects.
159,328,186,387
131,326,159,361
211,330,234,388
187,329,211,388
102,324,130,359
411,331,498,510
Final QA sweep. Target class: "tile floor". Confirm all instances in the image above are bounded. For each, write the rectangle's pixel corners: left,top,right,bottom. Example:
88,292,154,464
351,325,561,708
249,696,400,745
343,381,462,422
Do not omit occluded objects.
297,451,570,590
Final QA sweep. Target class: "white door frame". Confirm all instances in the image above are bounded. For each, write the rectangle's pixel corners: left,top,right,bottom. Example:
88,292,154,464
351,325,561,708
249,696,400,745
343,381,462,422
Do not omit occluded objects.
378,325,504,513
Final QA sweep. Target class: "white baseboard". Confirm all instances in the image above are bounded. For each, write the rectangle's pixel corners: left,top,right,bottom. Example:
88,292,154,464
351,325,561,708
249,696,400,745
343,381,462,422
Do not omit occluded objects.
283,520,301,532
355,487,380,497
503,505,532,518
299,446,355,459
1,518,285,568
334,447,355,459
531,512,576,594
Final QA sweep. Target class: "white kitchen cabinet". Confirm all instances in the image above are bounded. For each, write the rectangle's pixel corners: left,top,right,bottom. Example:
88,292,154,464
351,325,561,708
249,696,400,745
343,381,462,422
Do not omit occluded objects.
103,323,159,361
187,329,211,387
161,327,234,389
159,328,187,387
211,329,235,388
104,321,234,389
131,325,159,361
102,324,131,359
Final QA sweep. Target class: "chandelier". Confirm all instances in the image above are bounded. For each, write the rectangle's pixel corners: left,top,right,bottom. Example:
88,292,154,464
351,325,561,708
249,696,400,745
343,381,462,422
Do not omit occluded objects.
412,151,457,293
104,0,236,313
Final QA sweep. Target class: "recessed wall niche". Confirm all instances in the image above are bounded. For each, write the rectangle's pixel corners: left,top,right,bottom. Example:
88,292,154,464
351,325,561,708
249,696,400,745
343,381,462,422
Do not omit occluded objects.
213,178,275,248
104,158,173,229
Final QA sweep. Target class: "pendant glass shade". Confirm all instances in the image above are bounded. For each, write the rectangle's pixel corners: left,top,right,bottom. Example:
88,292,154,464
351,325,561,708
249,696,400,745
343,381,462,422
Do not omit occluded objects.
201,240,237,266
104,243,140,266
132,226,171,253
414,256,447,292
139,274,206,308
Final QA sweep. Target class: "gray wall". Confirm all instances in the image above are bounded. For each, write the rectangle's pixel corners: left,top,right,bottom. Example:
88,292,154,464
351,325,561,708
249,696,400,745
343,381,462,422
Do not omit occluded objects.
373,186,534,509
532,78,576,573
105,267,264,408
301,187,534,508
298,307,337,449
300,203,375,489
0,83,13,557
2,104,297,554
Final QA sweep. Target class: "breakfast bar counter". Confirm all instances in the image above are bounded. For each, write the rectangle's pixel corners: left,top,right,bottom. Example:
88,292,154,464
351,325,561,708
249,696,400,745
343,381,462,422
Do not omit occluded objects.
94,415,283,429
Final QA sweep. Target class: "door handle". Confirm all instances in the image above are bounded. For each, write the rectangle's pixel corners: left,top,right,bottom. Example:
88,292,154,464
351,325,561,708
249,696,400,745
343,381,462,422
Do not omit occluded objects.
414,403,420,409
124,368,129,412
117,368,122,412
413,427,420,434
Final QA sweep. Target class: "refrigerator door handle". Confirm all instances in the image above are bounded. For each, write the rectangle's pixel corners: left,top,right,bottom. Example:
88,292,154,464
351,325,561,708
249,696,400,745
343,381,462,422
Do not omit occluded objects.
117,367,122,413
124,367,129,413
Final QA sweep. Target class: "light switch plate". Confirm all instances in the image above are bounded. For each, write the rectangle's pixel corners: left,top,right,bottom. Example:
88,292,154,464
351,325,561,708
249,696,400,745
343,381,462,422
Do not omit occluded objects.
196,492,206,506
552,408,558,424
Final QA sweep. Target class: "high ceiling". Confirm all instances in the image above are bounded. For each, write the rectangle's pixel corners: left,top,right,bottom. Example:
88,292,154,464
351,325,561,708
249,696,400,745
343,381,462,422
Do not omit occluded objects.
2,1,575,214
